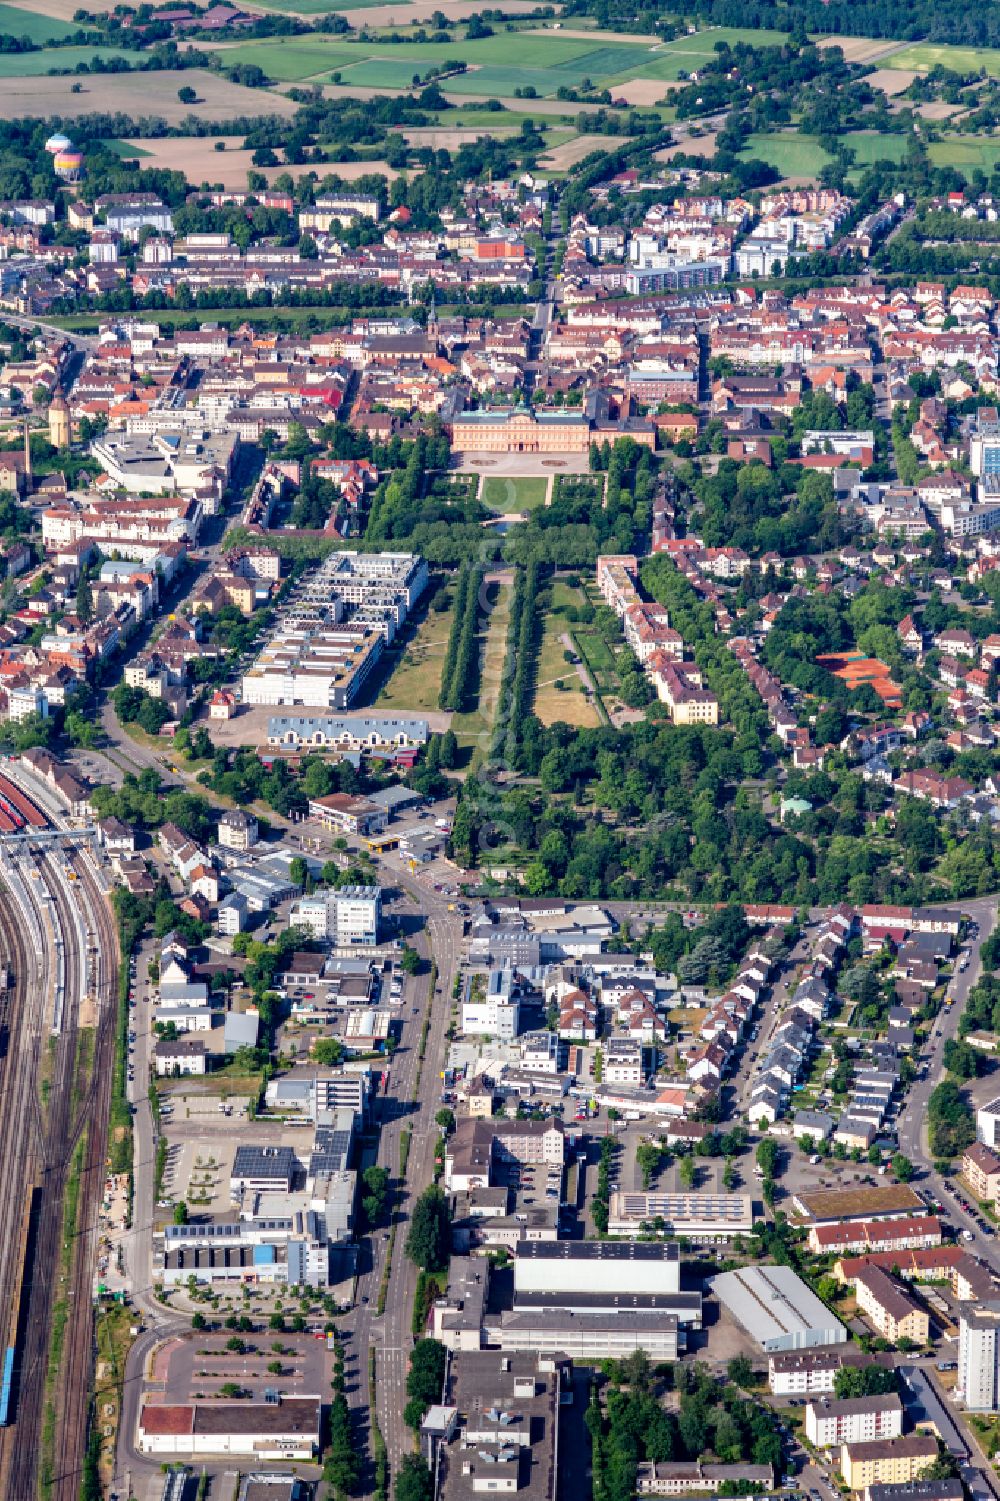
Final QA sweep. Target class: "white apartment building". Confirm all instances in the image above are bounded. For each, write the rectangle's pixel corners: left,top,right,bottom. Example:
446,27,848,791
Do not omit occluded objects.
979,1098,1000,1149
768,1347,872,1397
959,1306,1000,1410
462,995,521,1041
805,1395,903,1448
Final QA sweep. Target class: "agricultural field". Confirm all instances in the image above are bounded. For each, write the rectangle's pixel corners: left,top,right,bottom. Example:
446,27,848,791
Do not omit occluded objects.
218,38,364,81
867,67,917,96
1,0,113,16
890,40,1000,75
252,0,545,18
541,131,629,170
215,29,682,96
0,2,76,40
118,135,399,187
203,23,826,98
812,33,898,61
0,42,134,73
929,136,1000,173
255,0,400,10
481,476,549,512
0,66,298,120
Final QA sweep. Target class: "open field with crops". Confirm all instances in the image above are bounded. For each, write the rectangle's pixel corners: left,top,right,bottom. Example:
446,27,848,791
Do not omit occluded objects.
113,134,401,186
0,42,133,73
867,67,917,95
541,131,629,170
0,1,77,40
0,65,298,119
929,136,1000,173
890,40,1000,74
209,25,792,98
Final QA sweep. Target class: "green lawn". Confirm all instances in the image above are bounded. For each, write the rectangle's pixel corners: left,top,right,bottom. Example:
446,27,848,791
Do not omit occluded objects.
482,476,549,511
929,136,1000,172
739,131,833,179
534,608,602,729
891,40,1000,75
843,130,908,165
374,599,453,715
0,43,134,74
659,25,793,51
0,3,77,42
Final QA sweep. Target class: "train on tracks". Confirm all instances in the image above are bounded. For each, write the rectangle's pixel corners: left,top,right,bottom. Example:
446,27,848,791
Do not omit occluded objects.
0,776,45,837
0,1185,38,1427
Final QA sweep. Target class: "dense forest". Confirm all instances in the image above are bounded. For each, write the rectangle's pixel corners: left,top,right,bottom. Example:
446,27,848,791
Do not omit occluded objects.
569,0,1000,47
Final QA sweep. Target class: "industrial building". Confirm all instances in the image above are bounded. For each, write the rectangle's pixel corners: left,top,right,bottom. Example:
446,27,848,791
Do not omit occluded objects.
138,1396,321,1459
436,1351,560,1501
494,1307,680,1361
710,1265,847,1352
607,1191,756,1242
792,1186,925,1226
513,1241,680,1297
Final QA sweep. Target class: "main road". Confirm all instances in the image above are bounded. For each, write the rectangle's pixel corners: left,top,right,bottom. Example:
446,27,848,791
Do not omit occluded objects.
897,893,1000,1261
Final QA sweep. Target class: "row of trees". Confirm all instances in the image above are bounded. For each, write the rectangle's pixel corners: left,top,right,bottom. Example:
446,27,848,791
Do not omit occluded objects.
439,562,485,713
494,559,543,775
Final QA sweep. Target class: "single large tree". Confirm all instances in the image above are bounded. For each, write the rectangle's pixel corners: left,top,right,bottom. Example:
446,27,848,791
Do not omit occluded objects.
396,1454,433,1501
405,1185,451,1273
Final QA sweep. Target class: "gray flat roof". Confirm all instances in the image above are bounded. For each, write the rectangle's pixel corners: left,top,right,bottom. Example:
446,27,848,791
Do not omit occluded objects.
514,1241,679,1264
710,1265,847,1352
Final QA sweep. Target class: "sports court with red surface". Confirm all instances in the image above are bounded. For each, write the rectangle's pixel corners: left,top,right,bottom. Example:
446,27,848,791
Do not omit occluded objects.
816,653,903,708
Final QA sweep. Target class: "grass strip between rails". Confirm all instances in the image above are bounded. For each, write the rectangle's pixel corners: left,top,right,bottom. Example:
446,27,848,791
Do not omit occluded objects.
39,1131,88,1500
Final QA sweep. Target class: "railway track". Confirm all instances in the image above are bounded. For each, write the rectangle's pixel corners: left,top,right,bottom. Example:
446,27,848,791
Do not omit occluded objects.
0,814,120,1499
0,852,49,1496
53,853,119,1501
5,849,83,1500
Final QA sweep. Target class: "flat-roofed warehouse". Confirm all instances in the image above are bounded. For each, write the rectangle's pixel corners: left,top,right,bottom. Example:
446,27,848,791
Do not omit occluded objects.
494,1307,680,1362
791,1186,925,1226
710,1265,847,1352
138,1396,321,1458
514,1240,681,1296
608,1191,756,1242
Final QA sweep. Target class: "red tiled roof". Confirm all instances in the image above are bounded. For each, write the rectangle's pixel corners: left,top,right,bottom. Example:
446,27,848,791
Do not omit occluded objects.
140,1404,194,1435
